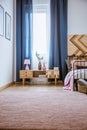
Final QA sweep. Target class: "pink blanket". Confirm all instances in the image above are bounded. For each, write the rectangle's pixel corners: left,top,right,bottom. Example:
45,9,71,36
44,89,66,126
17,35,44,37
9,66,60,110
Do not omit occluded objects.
63,69,87,91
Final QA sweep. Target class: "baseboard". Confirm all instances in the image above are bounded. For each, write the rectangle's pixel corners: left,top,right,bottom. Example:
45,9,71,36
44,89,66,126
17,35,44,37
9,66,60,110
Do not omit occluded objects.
0,82,14,92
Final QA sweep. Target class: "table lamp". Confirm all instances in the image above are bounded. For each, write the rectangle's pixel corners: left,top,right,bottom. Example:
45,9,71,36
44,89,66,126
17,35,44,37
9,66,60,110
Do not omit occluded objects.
24,59,30,70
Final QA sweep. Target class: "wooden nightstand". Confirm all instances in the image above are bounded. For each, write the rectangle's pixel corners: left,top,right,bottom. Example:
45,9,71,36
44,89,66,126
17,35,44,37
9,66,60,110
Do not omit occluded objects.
20,70,59,85
46,70,59,84
20,70,33,85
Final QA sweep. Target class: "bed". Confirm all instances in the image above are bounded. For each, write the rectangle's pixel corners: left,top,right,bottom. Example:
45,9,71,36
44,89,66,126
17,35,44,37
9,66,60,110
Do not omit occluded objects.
65,54,87,72
64,55,87,91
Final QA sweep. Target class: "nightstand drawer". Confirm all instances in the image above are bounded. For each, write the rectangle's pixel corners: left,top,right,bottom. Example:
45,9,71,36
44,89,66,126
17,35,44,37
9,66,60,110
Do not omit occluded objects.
20,70,33,78
20,70,27,78
46,70,59,78
27,71,33,78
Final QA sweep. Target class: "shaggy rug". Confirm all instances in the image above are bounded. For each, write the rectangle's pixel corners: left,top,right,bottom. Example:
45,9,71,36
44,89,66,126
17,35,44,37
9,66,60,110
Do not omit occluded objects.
0,85,87,130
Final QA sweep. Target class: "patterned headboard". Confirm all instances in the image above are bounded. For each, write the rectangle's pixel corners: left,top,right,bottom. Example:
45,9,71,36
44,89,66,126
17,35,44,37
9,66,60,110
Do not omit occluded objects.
68,34,87,56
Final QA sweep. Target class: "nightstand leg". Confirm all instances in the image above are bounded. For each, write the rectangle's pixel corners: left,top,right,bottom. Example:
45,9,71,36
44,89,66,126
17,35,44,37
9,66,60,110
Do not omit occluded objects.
55,78,57,85
23,78,25,85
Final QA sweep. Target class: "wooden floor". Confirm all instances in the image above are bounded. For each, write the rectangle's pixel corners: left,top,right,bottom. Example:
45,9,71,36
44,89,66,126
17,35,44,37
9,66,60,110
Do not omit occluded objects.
14,80,63,88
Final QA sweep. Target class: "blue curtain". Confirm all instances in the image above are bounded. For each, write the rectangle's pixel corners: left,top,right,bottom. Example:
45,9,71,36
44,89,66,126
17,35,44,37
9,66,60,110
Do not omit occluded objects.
49,0,67,80
16,0,32,81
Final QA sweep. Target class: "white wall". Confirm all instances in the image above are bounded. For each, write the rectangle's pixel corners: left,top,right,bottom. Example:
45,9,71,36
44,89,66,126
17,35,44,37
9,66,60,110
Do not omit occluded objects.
0,0,14,87
68,0,87,34
13,0,16,82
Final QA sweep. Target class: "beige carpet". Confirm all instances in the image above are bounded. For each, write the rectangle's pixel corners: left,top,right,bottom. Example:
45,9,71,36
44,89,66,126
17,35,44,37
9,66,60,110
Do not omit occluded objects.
0,85,87,130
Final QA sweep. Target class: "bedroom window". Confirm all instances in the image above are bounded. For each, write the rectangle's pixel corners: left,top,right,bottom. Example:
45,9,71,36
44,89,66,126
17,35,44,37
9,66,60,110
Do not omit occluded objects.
32,0,50,69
